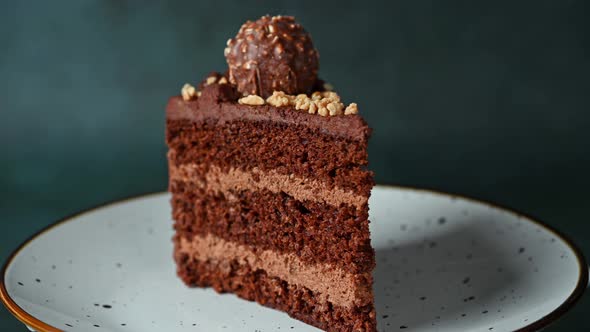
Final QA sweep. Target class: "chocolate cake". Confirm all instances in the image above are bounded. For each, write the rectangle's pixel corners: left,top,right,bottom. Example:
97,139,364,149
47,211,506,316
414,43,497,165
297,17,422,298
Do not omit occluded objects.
166,15,376,332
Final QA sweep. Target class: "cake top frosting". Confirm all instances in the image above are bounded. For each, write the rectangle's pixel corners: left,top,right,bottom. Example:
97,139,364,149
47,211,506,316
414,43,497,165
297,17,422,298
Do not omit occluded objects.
169,73,369,139
224,15,319,98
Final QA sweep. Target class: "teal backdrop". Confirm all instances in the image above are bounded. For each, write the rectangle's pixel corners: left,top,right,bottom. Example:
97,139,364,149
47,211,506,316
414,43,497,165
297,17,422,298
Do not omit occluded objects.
1,1,588,330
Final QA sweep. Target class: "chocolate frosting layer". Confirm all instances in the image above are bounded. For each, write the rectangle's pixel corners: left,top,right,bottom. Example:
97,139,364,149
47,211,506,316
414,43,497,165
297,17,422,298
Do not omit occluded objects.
166,83,371,141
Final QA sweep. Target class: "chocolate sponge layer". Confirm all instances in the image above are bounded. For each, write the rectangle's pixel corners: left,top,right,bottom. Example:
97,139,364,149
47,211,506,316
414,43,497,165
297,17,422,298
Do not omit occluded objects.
166,118,373,195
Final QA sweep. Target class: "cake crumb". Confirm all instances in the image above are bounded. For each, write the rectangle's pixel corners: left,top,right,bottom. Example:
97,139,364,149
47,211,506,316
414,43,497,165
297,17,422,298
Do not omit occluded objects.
344,103,358,115
218,77,228,84
181,83,197,101
205,76,217,85
239,95,265,105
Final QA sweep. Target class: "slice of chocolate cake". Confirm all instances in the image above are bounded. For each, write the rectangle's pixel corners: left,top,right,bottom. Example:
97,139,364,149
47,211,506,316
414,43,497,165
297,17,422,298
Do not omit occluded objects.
166,15,376,332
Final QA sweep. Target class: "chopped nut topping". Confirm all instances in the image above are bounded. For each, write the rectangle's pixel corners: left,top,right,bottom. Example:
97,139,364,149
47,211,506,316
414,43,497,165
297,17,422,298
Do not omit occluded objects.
294,94,310,111
180,78,356,115
311,92,344,116
238,94,265,105
314,97,329,109
205,76,217,85
321,91,340,101
266,91,292,107
181,83,197,101
326,101,344,116
311,91,323,101
314,98,340,116
257,90,359,116
344,103,358,115
308,101,318,114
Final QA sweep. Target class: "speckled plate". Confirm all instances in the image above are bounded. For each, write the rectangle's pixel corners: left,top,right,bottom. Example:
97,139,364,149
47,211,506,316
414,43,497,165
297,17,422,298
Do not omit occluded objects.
1,186,587,332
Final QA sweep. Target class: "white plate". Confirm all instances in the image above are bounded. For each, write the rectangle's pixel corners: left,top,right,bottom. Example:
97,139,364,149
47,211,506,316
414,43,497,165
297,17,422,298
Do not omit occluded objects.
1,186,587,332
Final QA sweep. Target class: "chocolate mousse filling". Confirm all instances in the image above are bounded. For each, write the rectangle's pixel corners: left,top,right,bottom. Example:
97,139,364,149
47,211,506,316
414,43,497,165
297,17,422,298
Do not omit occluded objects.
175,233,373,308
168,161,367,209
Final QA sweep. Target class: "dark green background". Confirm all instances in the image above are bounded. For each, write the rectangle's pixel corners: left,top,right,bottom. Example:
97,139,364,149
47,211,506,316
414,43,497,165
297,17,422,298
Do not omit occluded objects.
1,1,588,331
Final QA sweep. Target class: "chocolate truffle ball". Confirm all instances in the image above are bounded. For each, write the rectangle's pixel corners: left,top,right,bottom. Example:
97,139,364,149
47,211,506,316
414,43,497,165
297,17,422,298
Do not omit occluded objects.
224,15,319,98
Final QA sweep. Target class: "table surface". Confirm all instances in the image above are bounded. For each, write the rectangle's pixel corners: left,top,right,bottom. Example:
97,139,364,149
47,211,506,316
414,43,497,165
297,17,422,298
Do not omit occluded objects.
1,1,588,331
